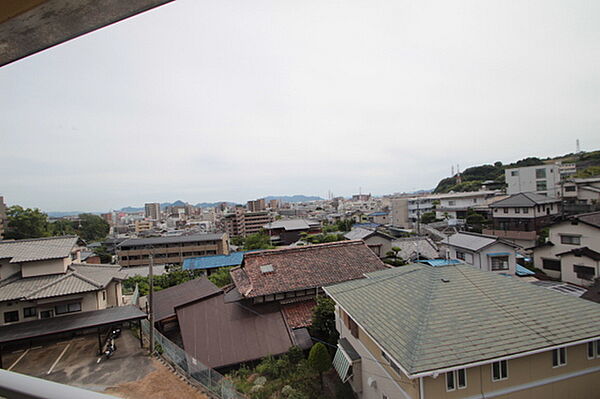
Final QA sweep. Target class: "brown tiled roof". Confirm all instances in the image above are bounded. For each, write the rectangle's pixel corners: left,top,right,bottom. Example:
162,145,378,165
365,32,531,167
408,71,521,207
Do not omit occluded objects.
153,278,221,322
230,240,388,298
281,300,316,329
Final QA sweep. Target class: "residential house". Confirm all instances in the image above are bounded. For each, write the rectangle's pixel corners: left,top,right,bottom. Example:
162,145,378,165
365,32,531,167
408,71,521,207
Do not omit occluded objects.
505,163,562,197
440,231,519,275
433,191,499,220
390,237,439,262
263,219,322,245
324,263,600,399
116,233,229,267
562,177,600,214
367,212,389,225
152,277,307,369
533,212,600,286
0,236,125,325
344,227,396,258
483,192,561,248
228,241,388,340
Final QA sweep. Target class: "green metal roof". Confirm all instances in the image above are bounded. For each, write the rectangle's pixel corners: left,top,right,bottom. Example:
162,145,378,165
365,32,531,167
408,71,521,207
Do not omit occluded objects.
324,263,600,377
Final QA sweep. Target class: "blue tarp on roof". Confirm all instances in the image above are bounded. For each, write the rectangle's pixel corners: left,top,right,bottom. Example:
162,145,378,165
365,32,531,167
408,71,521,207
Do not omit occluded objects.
368,212,389,216
417,259,462,267
516,264,535,276
352,223,380,229
182,252,245,271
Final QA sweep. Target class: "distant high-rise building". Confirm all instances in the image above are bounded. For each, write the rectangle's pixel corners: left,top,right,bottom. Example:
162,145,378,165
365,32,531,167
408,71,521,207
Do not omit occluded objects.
247,198,266,212
144,202,161,220
0,196,6,239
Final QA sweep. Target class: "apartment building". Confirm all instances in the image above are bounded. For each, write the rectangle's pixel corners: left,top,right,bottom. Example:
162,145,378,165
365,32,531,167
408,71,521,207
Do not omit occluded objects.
484,192,562,248
390,198,410,228
144,202,161,220
116,233,229,267
505,164,561,197
440,231,518,275
433,191,498,219
533,212,600,286
247,198,266,212
222,209,272,237
324,263,600,399
0,196,6,239
0,236,125,325
134,220,153,233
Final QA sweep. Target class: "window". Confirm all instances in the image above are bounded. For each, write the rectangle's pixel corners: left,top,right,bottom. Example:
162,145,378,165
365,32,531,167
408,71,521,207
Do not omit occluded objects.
560,235,581,245
536,181,547,191
565,186,576,192
448,200,456,206
553,347,567,367
348,317,359,338
102,291,106,301
456,251,466,261
515,208,520,214
446,369,467,391
542,258,561,271
536,168,546,179
492,360,508,381
23,307,37,318
587,340,600,359
511,170,518,177
4,311,19,323
40,310,53,319
55,302,82,315
574,265,595,281
491,256,509,271
503,208,509,214
523,208,529,214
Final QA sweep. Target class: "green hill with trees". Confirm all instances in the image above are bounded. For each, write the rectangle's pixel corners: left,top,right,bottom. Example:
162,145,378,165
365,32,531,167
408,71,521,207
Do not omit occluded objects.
433,150,600,194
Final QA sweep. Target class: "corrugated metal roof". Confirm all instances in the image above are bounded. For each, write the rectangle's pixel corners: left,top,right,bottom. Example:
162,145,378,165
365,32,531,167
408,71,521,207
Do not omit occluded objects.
324,264,600,376
442,232,498,251
0,236,78,263
263,219,319,231
153,278,221,322
182,252,245,271
118,233,225,248
343,227,375,240
0,306,146,344
516,264,535,276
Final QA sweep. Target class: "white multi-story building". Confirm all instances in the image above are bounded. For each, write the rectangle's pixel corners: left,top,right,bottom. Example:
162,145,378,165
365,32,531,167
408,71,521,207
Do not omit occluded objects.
505,164,561,197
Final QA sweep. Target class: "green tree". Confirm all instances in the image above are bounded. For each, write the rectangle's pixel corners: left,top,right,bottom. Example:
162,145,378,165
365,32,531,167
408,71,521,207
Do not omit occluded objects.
310,297,339,349
574,166,600,178
77,213,110,242
244,232,274,250
384,246,407,266
49,219,77,236
308,343,331,389
208,267,232,287
5,206,50,239
93,245,112,263
420,211,437,224
465,211,488,233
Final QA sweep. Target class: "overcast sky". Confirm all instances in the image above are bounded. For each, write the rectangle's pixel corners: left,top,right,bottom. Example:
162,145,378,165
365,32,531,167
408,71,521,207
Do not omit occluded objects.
1,0,599,211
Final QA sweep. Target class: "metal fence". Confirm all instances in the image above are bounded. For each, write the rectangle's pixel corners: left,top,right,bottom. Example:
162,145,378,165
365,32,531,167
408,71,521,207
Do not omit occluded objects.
140,319,246,399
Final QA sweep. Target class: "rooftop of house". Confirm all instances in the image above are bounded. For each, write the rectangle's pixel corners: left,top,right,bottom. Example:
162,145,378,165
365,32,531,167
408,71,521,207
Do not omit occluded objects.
118,233,225,248
442,231,516,252
230,240,388,299
581,278,600,304
343,227,394,241
263,219,320,231
556,246,600,261
182,252,245,271
391,236,439,260
152,277,221,322
573,211,600,229
489,192,561,208
0,235,79,263
368,211,389,216
324,263,600,377
119,264,167,278
0,263,125,303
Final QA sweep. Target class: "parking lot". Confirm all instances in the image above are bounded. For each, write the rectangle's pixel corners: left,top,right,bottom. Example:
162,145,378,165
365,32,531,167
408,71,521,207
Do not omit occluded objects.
3,329,207,399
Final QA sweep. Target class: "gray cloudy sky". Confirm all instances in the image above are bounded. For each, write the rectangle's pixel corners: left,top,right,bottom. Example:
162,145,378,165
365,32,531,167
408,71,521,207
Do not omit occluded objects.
1,0,599,211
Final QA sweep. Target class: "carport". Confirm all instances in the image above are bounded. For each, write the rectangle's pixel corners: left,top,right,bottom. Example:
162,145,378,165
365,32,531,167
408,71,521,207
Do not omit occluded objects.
0,305,147,368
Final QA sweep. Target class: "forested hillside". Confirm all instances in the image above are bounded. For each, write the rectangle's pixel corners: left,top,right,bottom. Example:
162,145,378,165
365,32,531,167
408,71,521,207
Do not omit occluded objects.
433,150,600,193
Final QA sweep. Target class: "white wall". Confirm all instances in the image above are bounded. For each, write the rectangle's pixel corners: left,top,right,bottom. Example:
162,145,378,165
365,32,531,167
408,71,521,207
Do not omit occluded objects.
505,164,561,197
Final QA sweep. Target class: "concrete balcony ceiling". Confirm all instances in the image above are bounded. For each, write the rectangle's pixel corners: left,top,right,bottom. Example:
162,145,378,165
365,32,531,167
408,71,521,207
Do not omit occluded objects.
0,0,174,67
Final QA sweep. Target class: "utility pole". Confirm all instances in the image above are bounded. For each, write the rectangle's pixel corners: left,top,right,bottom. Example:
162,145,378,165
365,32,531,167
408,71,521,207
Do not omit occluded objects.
148,247,154,354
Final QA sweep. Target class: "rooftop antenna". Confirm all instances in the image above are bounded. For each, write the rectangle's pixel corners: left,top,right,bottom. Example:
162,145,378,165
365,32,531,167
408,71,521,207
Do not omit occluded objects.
576,139,581,153
451,165,454,176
